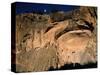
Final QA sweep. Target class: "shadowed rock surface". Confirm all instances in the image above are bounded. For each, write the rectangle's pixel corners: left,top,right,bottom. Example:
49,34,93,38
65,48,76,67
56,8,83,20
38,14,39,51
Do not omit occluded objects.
12,6,97,72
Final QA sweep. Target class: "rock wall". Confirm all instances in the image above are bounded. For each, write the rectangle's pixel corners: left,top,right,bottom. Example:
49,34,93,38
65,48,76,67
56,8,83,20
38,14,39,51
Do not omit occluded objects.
12,6,97,72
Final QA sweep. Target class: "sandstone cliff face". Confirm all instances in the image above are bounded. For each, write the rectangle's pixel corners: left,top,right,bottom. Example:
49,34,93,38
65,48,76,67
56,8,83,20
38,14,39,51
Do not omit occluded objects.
12,6,97,72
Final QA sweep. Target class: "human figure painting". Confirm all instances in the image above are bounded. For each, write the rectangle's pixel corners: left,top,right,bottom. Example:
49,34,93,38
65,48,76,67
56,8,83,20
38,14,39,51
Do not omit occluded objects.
11,2,97,72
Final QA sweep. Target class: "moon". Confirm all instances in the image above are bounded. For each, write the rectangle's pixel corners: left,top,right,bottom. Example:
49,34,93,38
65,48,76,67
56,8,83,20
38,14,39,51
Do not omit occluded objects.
44,9,47,12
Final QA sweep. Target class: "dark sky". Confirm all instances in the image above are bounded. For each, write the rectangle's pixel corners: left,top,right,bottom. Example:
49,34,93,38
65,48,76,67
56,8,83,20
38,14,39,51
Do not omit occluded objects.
15,2,80,14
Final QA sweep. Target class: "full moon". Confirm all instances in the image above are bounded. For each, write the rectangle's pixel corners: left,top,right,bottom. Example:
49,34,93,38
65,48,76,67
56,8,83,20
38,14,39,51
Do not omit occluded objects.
44,9,47,12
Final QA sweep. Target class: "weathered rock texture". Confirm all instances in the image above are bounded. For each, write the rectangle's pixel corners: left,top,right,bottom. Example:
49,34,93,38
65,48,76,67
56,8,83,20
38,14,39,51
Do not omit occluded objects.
12,6,97,72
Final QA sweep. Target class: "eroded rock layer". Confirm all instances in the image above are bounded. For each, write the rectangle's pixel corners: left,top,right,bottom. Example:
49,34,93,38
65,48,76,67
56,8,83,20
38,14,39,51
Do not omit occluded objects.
12,6,97,72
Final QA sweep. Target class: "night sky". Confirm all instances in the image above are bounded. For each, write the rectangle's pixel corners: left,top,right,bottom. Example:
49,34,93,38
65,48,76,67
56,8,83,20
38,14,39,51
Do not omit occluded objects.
15,2,80,14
